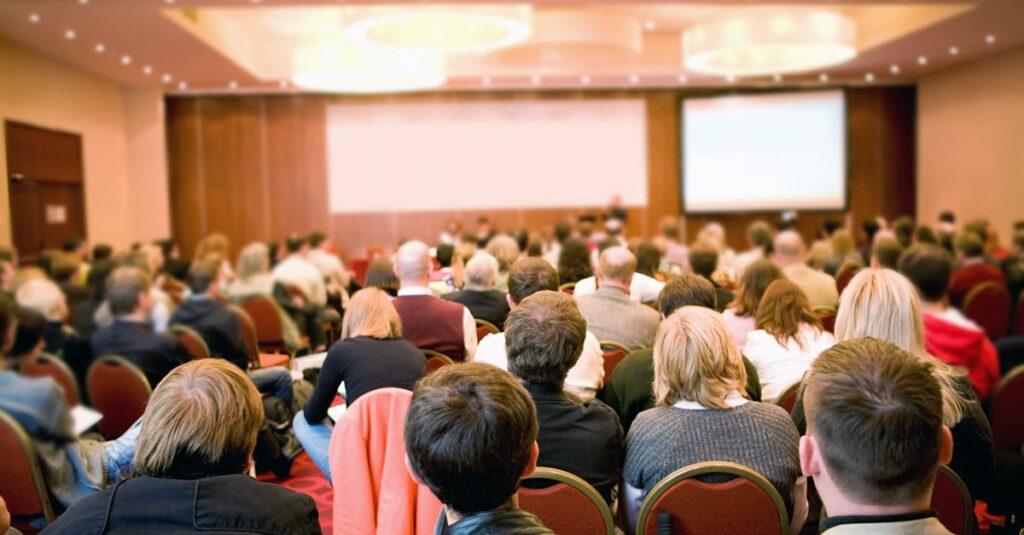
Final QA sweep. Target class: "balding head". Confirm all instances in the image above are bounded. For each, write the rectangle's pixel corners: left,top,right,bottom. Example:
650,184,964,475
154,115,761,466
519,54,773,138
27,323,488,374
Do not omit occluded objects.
773,231,806,266
597,246,636,289
395,240,431,286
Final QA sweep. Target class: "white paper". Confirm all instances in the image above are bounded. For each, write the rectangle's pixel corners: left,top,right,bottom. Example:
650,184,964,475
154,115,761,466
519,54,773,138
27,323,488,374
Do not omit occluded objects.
327,404,347,423
71,405,102,435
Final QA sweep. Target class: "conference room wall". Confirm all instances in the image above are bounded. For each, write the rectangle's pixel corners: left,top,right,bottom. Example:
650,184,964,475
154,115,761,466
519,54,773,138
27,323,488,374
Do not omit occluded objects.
166,87,915,261
918,46,1024,241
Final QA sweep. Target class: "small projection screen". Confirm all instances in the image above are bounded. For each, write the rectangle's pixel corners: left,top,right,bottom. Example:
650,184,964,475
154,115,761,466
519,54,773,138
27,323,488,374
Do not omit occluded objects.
681,90,847,213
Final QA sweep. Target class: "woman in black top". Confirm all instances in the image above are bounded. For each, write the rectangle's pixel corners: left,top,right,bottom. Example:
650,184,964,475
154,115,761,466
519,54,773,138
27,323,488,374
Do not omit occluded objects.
293,287,426,481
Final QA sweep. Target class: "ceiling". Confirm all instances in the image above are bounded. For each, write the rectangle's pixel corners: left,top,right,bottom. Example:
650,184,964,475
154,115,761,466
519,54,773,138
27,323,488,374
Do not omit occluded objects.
0,0,1021,94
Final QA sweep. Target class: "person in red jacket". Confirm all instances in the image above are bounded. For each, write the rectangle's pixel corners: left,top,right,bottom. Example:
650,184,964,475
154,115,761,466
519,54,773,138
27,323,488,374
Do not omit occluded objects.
948,231,1007,309
899,245,1000,400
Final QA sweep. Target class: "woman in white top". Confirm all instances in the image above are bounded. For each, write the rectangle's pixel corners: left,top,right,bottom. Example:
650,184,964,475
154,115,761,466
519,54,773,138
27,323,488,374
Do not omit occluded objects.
743,279,835,402
722,259,786,349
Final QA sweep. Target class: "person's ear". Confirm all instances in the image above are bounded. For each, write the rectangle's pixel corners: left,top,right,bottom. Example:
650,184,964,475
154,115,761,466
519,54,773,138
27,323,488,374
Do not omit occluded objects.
506,293,516,310
799,435,821,478
521,441,540,479
938,425,954,466
623,272,634,287
405,454,426,486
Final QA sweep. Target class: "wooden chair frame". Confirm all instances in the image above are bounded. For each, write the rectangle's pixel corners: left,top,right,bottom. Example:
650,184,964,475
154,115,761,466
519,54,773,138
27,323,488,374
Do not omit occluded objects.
636,461,790,535
422,349,455,374
0,409,57,523
522,466,616,535
774,380,803,412
475,318,501,335
169,324,211,360
559,282,577,294
599,340,631,354
21,352,81,407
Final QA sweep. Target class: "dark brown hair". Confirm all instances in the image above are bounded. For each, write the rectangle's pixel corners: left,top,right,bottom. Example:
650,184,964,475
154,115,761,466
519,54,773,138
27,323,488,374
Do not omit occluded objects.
658,274,716,315
730,259,785,317
755,279,822,348
508,258,559,305
506,291,587,387
556,238,592,284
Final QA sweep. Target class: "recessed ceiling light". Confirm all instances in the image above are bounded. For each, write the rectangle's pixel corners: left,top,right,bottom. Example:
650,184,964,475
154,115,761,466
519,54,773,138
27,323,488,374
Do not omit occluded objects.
162,74,172,83
94,43,105,53
819,73,829,82
917,55,928,65
677,74,688,83
143,65,153,75
531,75,541,85
629,74,639,84
644,20,656,31
773,73,782,83
229,80,239,89
178,81,188,90
985,34,996,44
581,75,591,84
949,46,959,56
120,55,132,65
482,76,491,86
28,13,40,23
865,73,875,82
64,29,76,40
890,64,900,75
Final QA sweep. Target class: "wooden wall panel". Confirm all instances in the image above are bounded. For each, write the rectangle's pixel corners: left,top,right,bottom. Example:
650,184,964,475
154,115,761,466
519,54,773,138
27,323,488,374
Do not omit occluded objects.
166,87,915,260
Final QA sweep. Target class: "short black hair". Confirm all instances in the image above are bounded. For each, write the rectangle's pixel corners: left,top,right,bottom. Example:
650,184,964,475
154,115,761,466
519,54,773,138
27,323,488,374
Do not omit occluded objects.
861,219,880,241
688,246,718,278
187,260,219,295
659,274,716,315
153,239,175,259
939,211,955,224
10,307,45,357
634,241,660,277
1014,220,1024,232
898,245,953,303
308,231,326,248
86,259,116,294
92,243,113,262
405,363,537,515
505,291,586,387
508,258,559,305
435,243,454,268
285,236,306,254
62,236,85,253
822,217,842,237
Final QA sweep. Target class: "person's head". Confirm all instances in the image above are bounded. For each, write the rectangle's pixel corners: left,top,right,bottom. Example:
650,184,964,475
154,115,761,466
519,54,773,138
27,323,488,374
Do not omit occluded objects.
475,216,492,234
485,235,520,274
915,225,937,246
556,238,592,283
85,259,115,297
308,231,327,249
106,266,152,317
507,258,559,306
62,236,87,258
553,222,572,243
51,253,82,283
596,246,636,291
395,240,431,286
835,268,925,355
463,253,499,292
435,243,455,269
830,229,855,258
801,338,952,512
15,278,68,322
505,291,586,388
954,231,985,260
963,219,989,243
892,217,915,248
341,287,402,340
820,217,842,239
938,211,955,225
660,216,680,241
772,230,806,267
688,244,718,279
133,359,264,478
696,222,726,251
658,274,716,315
747,220,774,251
653,306,746,409
870,238,904,270
897,245,954,304
9,307,46,359
92,243,113,262
634,241,660,277
154,239,177,261
284,235,308,256
365,259,400,296
405,363,539,516
861,218,881,244
186,259,221,297
0,294,16,355
193,233,230,263
236,242,271,280
756,279,822,346
731,259,786,316
577,215,596,237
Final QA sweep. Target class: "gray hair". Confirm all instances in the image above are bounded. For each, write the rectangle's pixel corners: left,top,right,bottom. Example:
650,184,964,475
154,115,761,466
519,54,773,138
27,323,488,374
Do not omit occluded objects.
395,241,431,281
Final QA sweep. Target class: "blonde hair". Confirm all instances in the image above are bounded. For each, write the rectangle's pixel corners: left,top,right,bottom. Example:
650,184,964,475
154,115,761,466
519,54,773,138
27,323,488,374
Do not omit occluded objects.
485,235,520,273
16,278,67,321
653,306,747,409
193,233,230,264
132,359,263,477
830,229,856,258
341,287,402,340
835,268,965,425
236,242,270,281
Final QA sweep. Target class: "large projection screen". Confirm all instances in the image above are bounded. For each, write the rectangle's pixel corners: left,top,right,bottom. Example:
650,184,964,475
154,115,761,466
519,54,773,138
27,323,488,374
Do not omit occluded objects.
682,90,847,213
326,99,648,214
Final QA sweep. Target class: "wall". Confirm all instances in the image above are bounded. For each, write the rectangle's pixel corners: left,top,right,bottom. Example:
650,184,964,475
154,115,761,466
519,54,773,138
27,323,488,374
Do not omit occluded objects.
0,38,169,252
167,87,915,260
918,46,1024,241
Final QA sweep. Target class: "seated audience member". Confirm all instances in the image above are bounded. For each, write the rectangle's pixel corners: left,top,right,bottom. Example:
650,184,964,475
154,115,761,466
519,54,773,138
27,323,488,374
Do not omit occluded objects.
557,237,594,286
695,222,738,281
271,235,328,309
485,235,520,293
576,247,661,349
573,241,666,304
306,231,351,300
44,359,320,534
899,245,1000,400
429,242,460,294
100,250,174,334
743,280,835,402
392,240,477,360
652,216,689,272
364,258,400,296
948,231,1007,309
808,218,841,270
16,278,93,385
1002,230,1024,310
633,241,661,280
735,220,775,276
622,306,804,533
294,287,425,480
823,229,863,277
155,239,189,281
689,244,734,312
442,253,510,328
91,243,113,263
893,216,917,249
505,291,623,502
8,307,48,363
857,218,882,262
0,297,139,513
51,253,91,311
475,216,497,248
91,266,189,387
774,231,839,312
917,225,939,246
405,363,553,534
802,338,954,534
475,258,603,399
192,232,234,279
226,242,302,352
871,237,904,270
795,268,993,501
542,222,571,268
72,259,114,338
722,260,786,349
170,261,294,408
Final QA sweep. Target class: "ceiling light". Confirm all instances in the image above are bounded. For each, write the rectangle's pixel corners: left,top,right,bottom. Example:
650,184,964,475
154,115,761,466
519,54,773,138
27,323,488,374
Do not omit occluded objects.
64,29,76,40
484,10,641,69
291,41,446,94
94,43,105,53
629,74,639,84
121,55,132,65
820,73,829,82
229,80,238,89
949,46,959,56
179,81,188,90
865,72,874,82
890,64,900,75
162,74,172,83
683,10,856,76
677,74,688,83
143,65,153,75
28,13,40,23
917,55,928,65
985,34,996,44
581,75,591,84
644,20,656,31
344,5,532,54
531,75,541,85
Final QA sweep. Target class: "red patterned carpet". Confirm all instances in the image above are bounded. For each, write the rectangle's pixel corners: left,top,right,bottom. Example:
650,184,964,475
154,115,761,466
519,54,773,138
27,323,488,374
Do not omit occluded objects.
258,452,334,534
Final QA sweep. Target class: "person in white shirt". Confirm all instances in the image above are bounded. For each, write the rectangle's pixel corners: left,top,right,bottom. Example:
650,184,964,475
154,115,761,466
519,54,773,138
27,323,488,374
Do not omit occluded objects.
773,230,840,312
743,279,835,403
475,258,604,400
306,231,350,304
271,236,327,308
572,247,665,306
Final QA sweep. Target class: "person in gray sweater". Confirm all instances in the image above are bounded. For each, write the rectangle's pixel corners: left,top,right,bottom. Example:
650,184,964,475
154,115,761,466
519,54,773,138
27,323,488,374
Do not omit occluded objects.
622,306,805,534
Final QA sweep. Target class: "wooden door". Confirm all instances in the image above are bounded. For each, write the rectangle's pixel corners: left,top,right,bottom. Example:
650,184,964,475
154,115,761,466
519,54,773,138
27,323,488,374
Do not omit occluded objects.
5,121,86,263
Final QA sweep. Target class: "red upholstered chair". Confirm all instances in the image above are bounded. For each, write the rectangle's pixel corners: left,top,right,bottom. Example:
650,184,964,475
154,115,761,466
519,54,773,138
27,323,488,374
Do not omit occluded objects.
519,467,615,535
241,295,294,354
349,257,370,287
559,282,576,295
475,318,501,342
815,309,837,334
422,349,455,375
636,461,789,535
835,265,861,296
226,304,289,370
599,341,631,381
963,282,1011,340
20,353,80,407
86,355,152,439
989,364,1024,453
169,324,210,360
774,380,802,414
0,409,57,532
1014,294,1024,336
931,465,974,535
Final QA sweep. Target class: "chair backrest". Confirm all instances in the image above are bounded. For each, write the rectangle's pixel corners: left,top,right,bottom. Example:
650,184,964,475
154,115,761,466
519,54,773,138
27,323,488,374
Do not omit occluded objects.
20,352,80,407
169,324,210,360
963,282,1011,339
835,265,861,296
559,282,576,295
241,295,286,349
475,318,500,342
774,381,802,413
989,364,1024,453
815,309,837,334
225,304,261,369
932,465,974,535
422,349,455,375
1014,293,1024,336
86,355,152,438
520,467,615,535
0,409,56,524
599,341,631,380
636,461,789,535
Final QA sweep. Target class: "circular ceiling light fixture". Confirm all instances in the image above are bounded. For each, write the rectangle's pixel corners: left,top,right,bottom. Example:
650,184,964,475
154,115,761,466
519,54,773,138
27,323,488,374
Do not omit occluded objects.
291,41,446,94
344,5,532,54
484,10,641,69
683,10,857,77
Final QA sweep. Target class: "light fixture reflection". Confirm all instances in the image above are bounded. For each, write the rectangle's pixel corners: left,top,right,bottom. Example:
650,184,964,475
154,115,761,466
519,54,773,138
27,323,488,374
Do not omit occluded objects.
291,41,446,94
344,5,532,54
